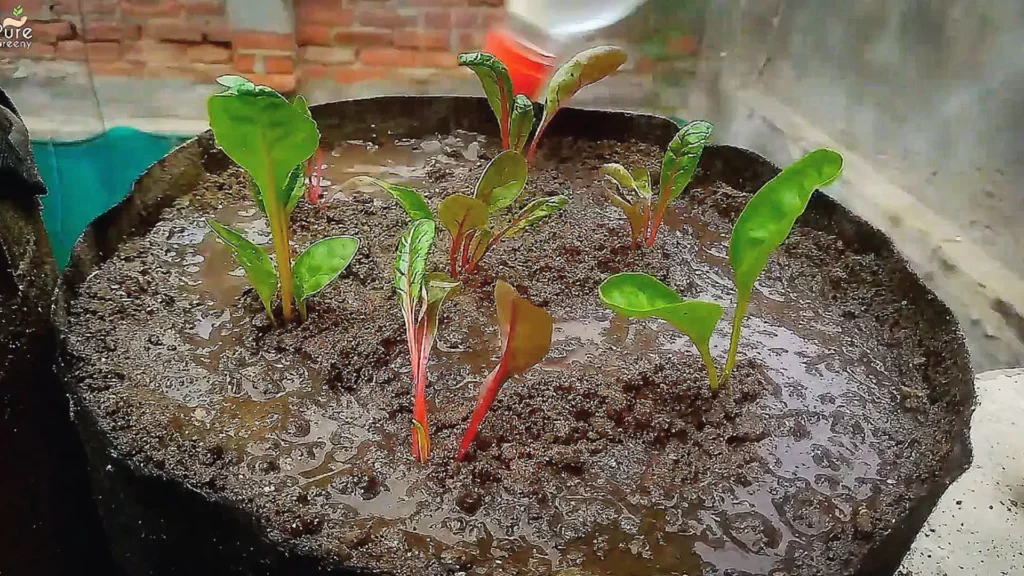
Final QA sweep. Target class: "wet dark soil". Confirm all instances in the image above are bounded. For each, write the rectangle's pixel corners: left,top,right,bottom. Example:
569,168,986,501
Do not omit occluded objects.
65,132,968,575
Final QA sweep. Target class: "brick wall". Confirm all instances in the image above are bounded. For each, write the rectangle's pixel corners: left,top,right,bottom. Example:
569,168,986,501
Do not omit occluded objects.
4,0,505,93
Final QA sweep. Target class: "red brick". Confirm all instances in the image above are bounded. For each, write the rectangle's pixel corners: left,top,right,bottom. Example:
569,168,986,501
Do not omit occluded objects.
334,66,387,84
296,24,333,46
358,47,417,67
186,42,231,63
355,8,416,29
79,0,119,14
246,73,296,93
468,0,502,6
123,39,187,64
452,10,480,28
300,45,356,64
231,31,293,51
81,22,141,41
56,40,121,62
179,62,234,81
263,54,294,74
417,50,459,68
454,30,483,51
233,52,256,73
121,1,182,17
145,19,204,43
181,0,222,16
202,25,231,43
23,42,57,60
295,2,353,26
30,20,76,43
299,63,331,80
89,61,143,76
423,9,452,29
333,28,391,47
409,0,466,6
394,29,450,51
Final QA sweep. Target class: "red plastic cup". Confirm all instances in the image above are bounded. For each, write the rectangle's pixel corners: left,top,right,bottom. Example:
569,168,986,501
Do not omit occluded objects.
483,27,557,100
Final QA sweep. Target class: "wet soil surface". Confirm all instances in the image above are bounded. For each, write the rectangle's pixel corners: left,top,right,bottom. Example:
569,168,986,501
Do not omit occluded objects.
66,133,966,575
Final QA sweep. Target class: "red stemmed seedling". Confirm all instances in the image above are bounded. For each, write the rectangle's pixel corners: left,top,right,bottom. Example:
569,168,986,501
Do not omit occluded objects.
394,219,460,462
457,281,553,461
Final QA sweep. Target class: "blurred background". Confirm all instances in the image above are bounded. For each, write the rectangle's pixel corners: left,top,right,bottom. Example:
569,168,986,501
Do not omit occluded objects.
0,0,1020,370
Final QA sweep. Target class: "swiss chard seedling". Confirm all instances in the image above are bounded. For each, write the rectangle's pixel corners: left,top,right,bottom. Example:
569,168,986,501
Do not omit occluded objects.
394,219,460,462
206,75,359,323
439,150,567,277
460,46,627,162
602,120,713,248
457,280,553,461
599,273,724,390
722,148,844,380
598,148,844,391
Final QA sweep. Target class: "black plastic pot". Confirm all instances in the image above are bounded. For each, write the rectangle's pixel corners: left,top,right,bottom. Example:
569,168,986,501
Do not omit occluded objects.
56,96,974,576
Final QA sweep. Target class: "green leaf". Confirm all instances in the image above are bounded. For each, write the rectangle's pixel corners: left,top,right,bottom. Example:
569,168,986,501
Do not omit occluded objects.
467,229,493,262
632,167,652,198
458,52,514,131
215,75,253,89
206,218,278,317
495,280,554,375
660,120,713,206
293,94,312,119
474,150,528,212
601,163,637,196
723,149,843,381
532,46,627,152
729,149,844,298
599,273,723,389
395,219,436,306
284,164,306,215
293,236,359,304
438,194,489,239
509,94,535,153
208,81,320,214
14,6,24,17
342,176,433,221
606,190,645,247
248,177,266,214
505,196,568,237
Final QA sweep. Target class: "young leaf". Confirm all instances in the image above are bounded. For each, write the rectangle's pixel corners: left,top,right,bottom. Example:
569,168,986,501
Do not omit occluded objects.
215,75,252,89
504,196,568,237
599,273,724,390
342,176,434,221
606,191,645,248
458,52,514,143
601,163,637,194
457,281,553,460
723,149,844,378
284,165,306,215
660,120,713,205
631,167,652,199
509,95,535,153
206,218,278,318
395,219,436,304
248,177,266,214
474,151,529,212
467,229,493,263
647,120,714,246
529,46,628,161
293,94,312,119
208,85,319,202
293,236,359,305
438,194,489,238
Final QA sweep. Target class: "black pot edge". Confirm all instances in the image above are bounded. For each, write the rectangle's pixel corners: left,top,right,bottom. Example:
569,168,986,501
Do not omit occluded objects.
55,95,976,576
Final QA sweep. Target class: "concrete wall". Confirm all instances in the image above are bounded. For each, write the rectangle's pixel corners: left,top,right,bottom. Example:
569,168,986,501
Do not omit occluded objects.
685,0,1024,370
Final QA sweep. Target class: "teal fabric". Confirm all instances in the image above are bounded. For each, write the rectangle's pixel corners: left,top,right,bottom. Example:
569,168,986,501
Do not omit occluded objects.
34,127,187,268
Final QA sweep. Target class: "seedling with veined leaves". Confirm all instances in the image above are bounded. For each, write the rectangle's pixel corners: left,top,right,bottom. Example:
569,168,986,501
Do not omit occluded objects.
343,151,567,279
459,46,628,163
206,75,358,323
599,149,844,390
439,151,567,277
457,280,554,461
602,120,713,248
394,220,460,462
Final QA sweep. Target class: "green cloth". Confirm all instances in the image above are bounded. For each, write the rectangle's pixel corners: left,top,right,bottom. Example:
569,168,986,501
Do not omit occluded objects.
34,127,187,268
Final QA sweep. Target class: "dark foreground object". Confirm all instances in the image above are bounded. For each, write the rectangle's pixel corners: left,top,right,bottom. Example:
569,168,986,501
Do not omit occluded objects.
0,90,113,576
59,97,974,576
